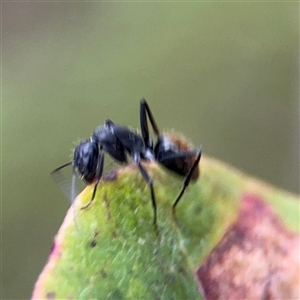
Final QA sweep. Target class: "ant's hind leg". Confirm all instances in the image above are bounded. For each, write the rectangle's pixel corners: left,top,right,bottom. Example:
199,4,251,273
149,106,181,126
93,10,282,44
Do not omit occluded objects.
81,148,105,210
140,98,160,148
172,148,202,215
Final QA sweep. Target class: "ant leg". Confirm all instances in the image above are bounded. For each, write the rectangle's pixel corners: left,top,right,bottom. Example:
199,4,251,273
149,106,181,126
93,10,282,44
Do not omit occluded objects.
135,156,157,225
81,147,105,210
172,149,202,214
140,98,160,148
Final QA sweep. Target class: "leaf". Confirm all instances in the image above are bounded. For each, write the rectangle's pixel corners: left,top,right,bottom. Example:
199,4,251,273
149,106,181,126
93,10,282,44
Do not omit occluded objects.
32,156,299,299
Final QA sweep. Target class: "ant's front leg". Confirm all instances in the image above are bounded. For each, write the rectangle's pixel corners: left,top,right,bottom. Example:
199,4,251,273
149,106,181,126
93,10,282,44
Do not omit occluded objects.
81,146,105,210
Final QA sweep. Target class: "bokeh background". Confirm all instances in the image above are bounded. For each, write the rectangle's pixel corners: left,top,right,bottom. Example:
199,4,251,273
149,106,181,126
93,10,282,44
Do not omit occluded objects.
2,2,299,299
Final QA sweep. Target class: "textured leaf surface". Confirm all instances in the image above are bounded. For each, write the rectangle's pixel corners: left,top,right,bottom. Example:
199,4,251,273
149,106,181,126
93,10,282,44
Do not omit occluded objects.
32,156,299,299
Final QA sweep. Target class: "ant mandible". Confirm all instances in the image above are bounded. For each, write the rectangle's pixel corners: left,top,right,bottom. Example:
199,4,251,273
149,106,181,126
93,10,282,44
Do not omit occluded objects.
52,99,201,225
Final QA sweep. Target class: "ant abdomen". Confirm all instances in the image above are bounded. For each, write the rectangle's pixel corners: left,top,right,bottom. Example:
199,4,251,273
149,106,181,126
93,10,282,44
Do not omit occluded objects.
155,133,200,181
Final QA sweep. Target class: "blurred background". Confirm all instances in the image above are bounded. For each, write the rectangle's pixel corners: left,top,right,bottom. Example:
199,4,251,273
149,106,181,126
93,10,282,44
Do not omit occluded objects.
2,2,299,299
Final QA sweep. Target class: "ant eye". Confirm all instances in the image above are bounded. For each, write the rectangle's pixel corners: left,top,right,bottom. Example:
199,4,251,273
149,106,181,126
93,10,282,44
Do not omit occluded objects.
74,140,99,183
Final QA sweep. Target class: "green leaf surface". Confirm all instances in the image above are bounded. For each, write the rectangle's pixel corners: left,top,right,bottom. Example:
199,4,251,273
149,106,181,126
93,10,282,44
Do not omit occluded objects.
32,156,299,299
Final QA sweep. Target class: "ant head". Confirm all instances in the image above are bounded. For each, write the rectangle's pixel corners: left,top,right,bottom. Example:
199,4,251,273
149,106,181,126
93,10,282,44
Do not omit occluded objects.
73,139,99,183
154,132,200,180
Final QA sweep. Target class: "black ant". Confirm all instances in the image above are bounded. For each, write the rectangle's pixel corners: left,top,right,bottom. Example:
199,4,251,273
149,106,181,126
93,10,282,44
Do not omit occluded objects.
52,99,201,225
